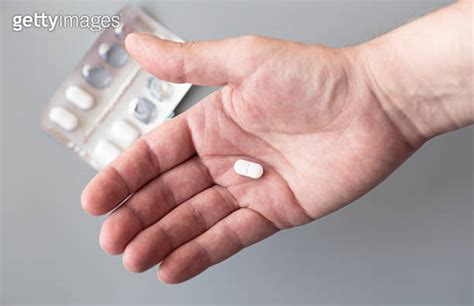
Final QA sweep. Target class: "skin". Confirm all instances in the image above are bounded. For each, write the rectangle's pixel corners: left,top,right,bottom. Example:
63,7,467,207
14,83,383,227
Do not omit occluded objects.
81,0,473,283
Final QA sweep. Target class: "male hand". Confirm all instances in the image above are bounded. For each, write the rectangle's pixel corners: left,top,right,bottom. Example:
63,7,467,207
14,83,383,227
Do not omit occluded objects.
82,33,418,283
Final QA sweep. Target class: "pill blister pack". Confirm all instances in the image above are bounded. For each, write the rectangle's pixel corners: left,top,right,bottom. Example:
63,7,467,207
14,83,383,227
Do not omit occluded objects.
41,5,191,171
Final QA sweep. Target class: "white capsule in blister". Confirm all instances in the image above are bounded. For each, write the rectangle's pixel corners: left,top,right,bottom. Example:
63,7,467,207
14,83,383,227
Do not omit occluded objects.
48,106,78,131
94,140,121,168
233,159,264,179
111,120,140,148
65,85,94,110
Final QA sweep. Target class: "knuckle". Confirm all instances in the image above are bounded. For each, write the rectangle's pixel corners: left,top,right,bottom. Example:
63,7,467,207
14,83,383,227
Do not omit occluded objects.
176,41,198,83
238,34,264,46
181,40,198,51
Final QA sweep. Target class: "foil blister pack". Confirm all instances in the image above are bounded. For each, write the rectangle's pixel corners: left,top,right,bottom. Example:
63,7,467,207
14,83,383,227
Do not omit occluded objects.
41,5,191,170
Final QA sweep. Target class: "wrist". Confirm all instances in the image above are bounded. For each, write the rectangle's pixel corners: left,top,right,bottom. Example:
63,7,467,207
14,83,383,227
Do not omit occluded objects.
354,1,473,144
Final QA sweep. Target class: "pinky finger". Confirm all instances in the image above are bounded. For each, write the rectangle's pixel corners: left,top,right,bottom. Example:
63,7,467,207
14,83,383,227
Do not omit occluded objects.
158,208,278,284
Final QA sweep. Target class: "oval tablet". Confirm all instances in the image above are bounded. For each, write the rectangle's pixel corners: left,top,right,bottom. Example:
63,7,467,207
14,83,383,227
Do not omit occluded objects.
65,85,94,110
233,159,264,179
48,106,78,131
110,120,140,148
94,140,121,167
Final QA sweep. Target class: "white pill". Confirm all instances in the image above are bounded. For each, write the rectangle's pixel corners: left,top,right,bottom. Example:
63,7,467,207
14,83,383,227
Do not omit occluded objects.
233,159,264,179
65,85,94,110
48,106,78,131
94,140,121,167
110,120,140,148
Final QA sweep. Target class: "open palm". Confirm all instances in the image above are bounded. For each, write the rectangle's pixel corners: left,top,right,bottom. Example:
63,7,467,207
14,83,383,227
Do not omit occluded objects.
81,34,420,283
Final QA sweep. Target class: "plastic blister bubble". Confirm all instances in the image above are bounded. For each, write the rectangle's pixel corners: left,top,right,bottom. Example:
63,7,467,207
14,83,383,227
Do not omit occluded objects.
40,5,191,170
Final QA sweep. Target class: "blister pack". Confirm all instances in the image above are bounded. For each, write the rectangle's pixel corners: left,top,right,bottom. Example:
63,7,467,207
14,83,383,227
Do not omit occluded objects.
40,5,191,171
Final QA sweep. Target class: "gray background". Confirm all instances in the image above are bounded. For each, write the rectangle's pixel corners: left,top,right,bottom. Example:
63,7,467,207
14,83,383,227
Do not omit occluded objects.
1,0,472,305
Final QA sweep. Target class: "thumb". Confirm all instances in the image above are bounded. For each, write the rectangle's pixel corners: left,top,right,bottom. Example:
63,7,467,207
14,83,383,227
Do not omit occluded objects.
125,32,259,86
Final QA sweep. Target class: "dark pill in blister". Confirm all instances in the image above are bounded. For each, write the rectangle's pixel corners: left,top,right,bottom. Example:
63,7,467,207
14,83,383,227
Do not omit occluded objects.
81,65,112,89
131,97,157,124
98,43,129,68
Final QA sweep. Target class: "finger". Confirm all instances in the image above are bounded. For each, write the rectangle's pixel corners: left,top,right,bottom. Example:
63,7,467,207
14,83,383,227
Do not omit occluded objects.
81,115,195,216
125,32,257,86
100,156,213,255
158,208,278,284
122,186,238,273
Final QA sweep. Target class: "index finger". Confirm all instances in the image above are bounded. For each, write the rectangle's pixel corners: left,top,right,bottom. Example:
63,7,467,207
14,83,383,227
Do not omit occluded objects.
81,115,195,216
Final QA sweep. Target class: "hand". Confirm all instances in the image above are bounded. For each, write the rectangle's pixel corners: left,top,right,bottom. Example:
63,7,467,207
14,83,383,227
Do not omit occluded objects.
81,33,416,283
81,1,472,284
